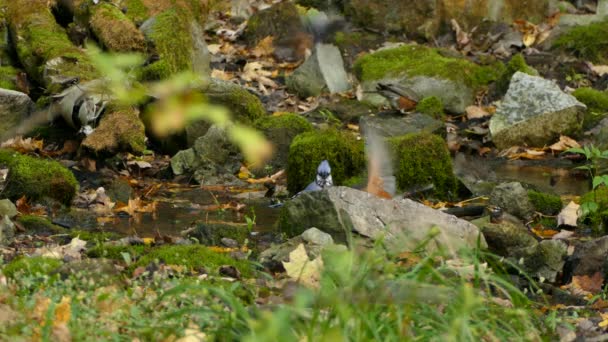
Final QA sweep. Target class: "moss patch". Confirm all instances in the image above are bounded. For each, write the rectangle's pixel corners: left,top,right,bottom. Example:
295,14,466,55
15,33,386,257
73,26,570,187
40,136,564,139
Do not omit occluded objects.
6,0,98,86
287,129,365,194
16,215,66,235
353,44,504,89
554,20,608,63
254,113,313,170
90,2,145,52
390,133,458,200
573,87,608,130
0,149,78,205
2,256,62,279
416,96,444,120
207,84,266,123
527,190,563,216
0,66,18,90
81,106,146,155
496,54,538,94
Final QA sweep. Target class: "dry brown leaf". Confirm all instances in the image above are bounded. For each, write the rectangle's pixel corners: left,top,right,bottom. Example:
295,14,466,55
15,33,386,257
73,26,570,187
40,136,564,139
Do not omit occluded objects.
587,62,608,76
207,44,221,54
251,36,275,58
513,19,539,47
531,227,559,239
211,69,233,81
558,201,579,227
282,243,323,289
0,136,43,153
549,135,580,152
572,272,604,294
465,105,490,120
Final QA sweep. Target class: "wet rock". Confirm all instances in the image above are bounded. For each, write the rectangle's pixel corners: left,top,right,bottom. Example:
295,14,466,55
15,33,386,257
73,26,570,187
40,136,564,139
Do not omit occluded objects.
221,238,239,248
52,209,98,230
564,236,608,281
489,72,586,149
105,178,133,203
185,222,249,246
518,239,567,282
313,98,375,124
82,107,146,155
452,153,498,196
218,265,241,279
171,125,244,185
359,112,444,138
0,89,34,135
204,79,266,125
354,44,502,113
0,199,17,219
278,186,486,255
301,227,334,246
0,215,15,246
490,182,535,220
473,215,538,256
286,43,350,98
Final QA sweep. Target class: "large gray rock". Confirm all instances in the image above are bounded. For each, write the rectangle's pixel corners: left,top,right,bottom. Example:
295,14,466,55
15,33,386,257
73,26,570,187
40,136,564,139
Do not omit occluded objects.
0,199,17,218
489,72,586,149
278,186,486,255
565,236,608,280
286,43,350,98
0,89,34,135
359,112,444,138
490,182,535,220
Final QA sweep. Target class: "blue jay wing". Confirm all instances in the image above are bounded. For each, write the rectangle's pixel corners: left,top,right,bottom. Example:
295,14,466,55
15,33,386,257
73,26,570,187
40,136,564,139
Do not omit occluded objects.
304,181,322,192
364,128,396,199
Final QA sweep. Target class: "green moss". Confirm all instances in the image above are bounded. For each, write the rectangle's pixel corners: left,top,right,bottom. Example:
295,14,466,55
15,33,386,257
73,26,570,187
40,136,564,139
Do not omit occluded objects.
496,54,538,94
123,0,149,24
287,129,365,194
554,20,608,63
16,215,66,235
210,86,266,123
254,114,314,169
7,1,98,85
134,245,253,277
390,133,458,200
2,256,62,278
90,2,145,52
70,229,120,243
527,190,563,216
0,149,78,205
144,8,193,80
573,87,608,129
86,244,147,260
0,66,17,90
353,44,504,89
416,96,445,120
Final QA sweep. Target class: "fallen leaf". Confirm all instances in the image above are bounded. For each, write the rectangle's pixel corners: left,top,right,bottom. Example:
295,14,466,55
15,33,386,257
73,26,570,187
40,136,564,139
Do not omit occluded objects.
282,244,323,289
558,201,580,227
35,237,87,260
587,62,608,76
0,136,43,153
572,272,604,294
211,69,233,81
465,106,490,120
549,136,580,152
599,312,608,328
531,227,560,239
251,36,275,58
207,44,221,54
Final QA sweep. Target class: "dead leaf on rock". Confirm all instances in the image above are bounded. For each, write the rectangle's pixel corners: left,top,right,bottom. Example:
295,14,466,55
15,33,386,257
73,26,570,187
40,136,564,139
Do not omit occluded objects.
282,243,323,289
549,136,580,152
558,201,580,227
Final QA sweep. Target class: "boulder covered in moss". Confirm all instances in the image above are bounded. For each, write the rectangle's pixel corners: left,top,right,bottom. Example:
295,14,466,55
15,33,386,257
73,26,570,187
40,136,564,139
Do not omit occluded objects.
528,190,563,216
495,54,539,95
0,149,78,205
354,44,504,113
140,7,210,80
489,72,586,149
360,112,444,138
254,113,313,171
87,2,146,52
573,87,608,130
554,19,608,63
415,96,445,120
204,78,266,124
82,106,146,155
287,129,365,194
6,0,98,90
16,215,66,235
390,132,458,200
122,0,208,26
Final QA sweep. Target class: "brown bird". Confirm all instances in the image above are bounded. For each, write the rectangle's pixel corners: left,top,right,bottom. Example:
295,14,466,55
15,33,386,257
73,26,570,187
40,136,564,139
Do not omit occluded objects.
362,128,396,199
376,82,420,113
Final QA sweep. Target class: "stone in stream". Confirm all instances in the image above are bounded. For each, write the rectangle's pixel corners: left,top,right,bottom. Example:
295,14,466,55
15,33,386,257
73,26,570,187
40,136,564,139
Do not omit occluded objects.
278,186,486,255
489,182,535,221
489,72,586,149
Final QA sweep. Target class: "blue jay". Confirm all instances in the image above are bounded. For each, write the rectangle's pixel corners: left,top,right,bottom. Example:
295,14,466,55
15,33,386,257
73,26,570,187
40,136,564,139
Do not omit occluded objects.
302,160,333,192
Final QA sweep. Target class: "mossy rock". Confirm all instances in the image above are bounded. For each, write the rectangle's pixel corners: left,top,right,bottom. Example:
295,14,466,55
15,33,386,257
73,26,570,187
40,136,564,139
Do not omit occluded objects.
81,106,146,155
416,96,445,120
89,2,145,52
2,256,62,279
204,79,266,124
580,186,608,229
0,149,78,205
0,66,18,90
287,129,365,194
186,222,250,246
242,1,304,47
573,87,608,130
16,215,66,235
496,54,539,95
554,20,608,63
123,0,208,25
390,133,458,200
527,190,563,216
254,113,314,170
353,44,504,89
6,1,98,86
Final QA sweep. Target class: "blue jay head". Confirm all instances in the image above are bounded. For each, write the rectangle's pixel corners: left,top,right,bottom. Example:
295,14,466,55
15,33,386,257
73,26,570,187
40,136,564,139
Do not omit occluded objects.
315,160,333,188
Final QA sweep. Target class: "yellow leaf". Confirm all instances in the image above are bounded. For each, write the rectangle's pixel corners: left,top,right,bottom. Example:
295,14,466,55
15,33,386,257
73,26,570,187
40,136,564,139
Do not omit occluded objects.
523,32,536,47
142,237,155,245
599,312,608,327
54,296,71,325
282,244,323,289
